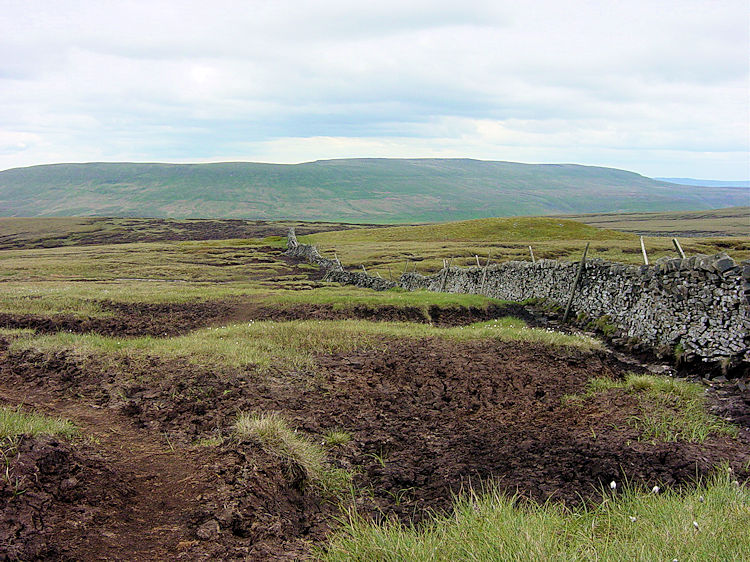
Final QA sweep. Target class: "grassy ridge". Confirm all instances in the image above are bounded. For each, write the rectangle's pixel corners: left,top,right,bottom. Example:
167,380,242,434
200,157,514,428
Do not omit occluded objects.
305,216,633,243
2,159,748,222
11,318,600,372
304,216,750,274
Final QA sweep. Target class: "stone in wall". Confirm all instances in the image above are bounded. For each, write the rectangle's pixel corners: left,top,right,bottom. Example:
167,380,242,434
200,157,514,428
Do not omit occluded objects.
285,228,748,368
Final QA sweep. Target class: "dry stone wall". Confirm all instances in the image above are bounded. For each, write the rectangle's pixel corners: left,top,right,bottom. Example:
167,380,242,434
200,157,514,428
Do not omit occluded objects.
285,229,749,367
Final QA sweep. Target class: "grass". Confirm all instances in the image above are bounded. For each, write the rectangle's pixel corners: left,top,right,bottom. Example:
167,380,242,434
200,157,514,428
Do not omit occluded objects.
556,206,750,237
0,280,269,316
235,411,352,495
321,474,750,561
569,374,738,443
323,429,353,447
302,218,749,275
269,286,508,312
0,405,78,440
0,238,286,283
12,317,601,373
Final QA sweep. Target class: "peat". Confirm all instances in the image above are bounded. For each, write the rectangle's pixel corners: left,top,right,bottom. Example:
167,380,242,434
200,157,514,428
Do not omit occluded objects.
3,337,747,528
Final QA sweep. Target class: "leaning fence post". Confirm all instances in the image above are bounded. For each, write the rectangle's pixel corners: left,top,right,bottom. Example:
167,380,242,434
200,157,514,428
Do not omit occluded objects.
439,259,452,292
529,246,536,263
403,260,409,274
479,250,492,295
672,238,686,259
334,252,342,268
640,236,649,265
475,255,481,267
387,266,393,281
562,242,590,323
361,265,367,275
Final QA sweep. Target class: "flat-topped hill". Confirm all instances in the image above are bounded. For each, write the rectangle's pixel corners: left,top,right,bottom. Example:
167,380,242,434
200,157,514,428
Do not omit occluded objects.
2,159,747,222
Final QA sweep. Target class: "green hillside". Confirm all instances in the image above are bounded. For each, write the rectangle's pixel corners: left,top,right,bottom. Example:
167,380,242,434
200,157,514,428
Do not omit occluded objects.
306,216,633,245
1,159,747,222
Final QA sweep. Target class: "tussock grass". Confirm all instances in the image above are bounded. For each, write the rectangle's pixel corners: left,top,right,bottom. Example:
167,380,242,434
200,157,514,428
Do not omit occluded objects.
0,405,77,440
574,374,737,443
323,429,352,447
235,412,352,495
14,318,600,372
321,474,749,561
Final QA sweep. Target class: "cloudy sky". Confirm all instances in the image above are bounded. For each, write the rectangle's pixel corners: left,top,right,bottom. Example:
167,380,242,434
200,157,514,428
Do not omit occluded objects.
2,0,748,178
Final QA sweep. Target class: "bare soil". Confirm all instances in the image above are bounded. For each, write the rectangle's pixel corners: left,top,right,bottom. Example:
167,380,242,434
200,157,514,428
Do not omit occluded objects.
1,329,748,559
0,300,537,338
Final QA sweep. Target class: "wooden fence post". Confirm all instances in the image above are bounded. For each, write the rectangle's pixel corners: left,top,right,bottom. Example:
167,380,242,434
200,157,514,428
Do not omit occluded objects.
562,242,590,323
529,246,536,263
672,238,686,259
479,251,492,295
640,236,649,265
475,255,481,267
439,259,452,292
361,265,367,275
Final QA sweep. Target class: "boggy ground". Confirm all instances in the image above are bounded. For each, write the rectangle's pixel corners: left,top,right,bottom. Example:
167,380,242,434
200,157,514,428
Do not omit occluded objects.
0,299,536,338
1,331,748,560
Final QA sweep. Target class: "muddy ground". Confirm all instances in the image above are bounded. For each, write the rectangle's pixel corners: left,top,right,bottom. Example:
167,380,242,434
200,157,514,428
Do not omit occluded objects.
1,249,749,559
1,329,749,560
0,299,537,338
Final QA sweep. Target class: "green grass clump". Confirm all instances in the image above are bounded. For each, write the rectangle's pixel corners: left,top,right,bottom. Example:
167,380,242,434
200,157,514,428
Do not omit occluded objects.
0,405,78,440
235,412,352,495
323,429,353,447
590,315,617,337
575,374,737,443
14,317,600,372
321,475,749,561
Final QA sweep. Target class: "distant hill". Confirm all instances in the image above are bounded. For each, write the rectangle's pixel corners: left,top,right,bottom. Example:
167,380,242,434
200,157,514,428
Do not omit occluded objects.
1,159,748,223
656,178,750,188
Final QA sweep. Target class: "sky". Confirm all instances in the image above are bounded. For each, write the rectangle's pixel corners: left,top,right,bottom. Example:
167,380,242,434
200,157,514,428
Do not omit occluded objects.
2,0,749,179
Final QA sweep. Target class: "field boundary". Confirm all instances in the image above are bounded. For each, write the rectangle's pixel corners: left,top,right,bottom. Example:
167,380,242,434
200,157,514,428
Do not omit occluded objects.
285,228,749,371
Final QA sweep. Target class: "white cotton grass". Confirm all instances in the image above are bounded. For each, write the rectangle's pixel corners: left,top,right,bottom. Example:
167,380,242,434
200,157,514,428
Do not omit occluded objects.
629,516,637,522
610,480,617,490
652,485,660,494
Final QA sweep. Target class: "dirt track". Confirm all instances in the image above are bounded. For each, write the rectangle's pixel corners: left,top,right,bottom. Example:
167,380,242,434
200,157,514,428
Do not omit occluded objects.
2,325,748,559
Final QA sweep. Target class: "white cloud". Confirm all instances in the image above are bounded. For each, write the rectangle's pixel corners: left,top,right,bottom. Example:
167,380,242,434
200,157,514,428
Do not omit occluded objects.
0,0,748,178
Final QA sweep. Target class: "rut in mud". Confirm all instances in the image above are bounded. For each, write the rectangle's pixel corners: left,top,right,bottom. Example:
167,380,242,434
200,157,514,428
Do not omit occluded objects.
0,383,335,561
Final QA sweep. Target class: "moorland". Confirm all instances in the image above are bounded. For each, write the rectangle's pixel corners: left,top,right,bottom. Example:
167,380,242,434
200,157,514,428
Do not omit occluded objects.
0,213,748,560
